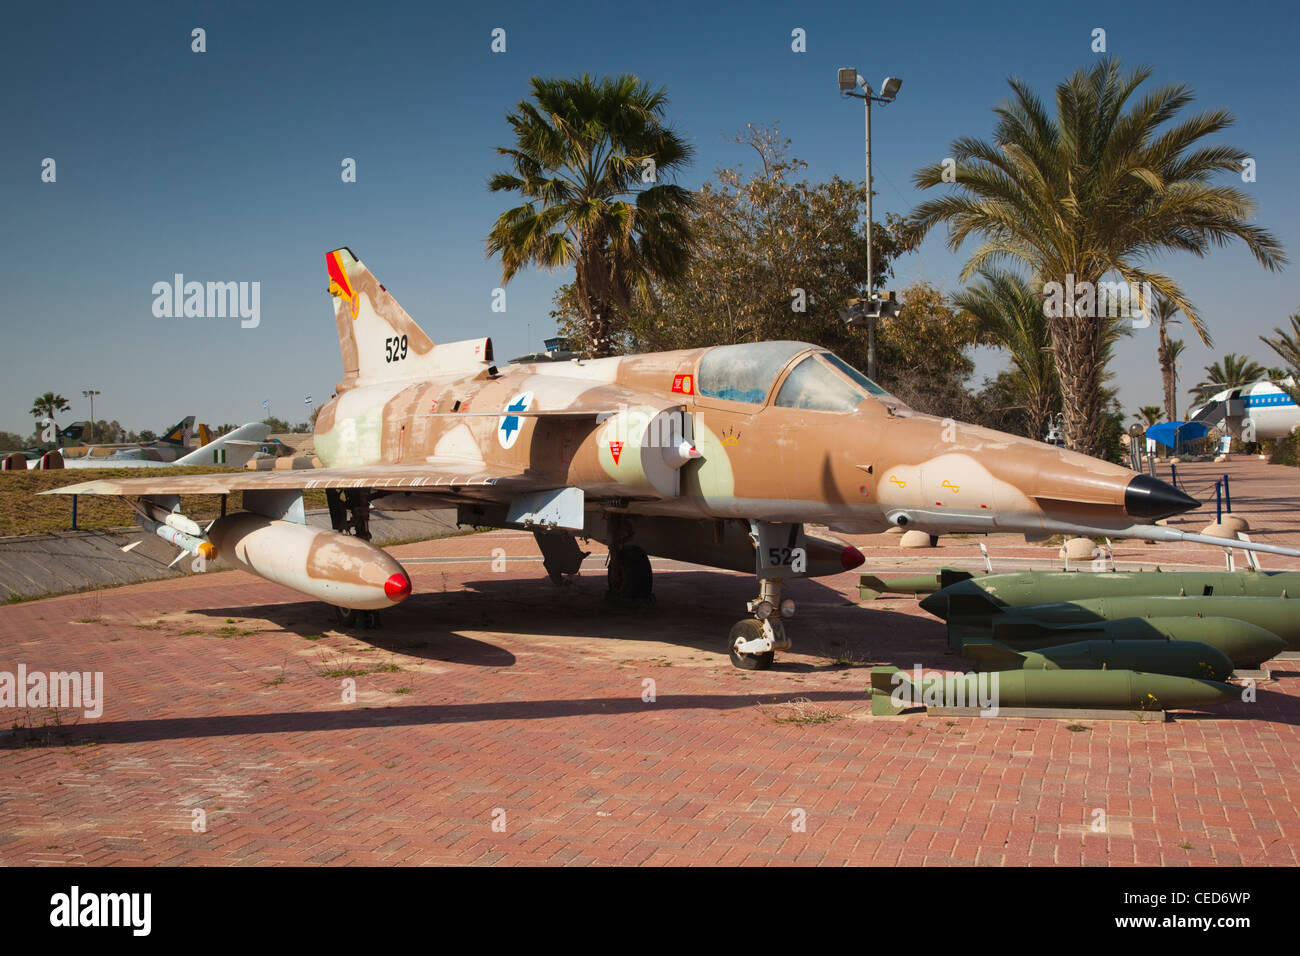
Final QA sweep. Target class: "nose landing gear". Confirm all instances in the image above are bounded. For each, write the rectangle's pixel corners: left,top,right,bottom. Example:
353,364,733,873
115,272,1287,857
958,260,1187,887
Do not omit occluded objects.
728,576,792,670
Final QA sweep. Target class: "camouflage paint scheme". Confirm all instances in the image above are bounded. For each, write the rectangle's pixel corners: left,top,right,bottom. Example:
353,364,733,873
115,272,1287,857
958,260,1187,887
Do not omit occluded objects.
45,248,1292,668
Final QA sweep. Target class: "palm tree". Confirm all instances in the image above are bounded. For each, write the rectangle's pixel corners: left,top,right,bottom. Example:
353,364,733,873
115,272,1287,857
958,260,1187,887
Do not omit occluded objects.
487,74,696,357
1189,353,1267,405
1136,405,1164,427
1260,311,1300,405
1164,338,1186,419
1151,296,1193,422
29,392,69,423
952,268,1057,440
908,59,1285,456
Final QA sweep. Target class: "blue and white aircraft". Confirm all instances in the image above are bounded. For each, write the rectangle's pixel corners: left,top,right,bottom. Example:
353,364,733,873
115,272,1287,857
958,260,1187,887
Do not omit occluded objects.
1188,377,1299,441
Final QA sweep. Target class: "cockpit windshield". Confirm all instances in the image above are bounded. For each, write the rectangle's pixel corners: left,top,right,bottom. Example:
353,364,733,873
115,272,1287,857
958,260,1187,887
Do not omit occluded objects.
696,342,898,410
697,341,810,404
820,352,893,398
775,355,866,411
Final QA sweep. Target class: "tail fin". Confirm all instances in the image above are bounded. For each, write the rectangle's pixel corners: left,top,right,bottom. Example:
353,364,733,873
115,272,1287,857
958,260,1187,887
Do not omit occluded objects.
159,415,196,447
175,423,275,467
325,248,494,390
939,567,975,589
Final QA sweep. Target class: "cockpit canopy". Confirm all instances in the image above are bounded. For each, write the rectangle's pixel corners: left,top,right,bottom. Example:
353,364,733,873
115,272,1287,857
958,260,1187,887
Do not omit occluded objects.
697,341,895,411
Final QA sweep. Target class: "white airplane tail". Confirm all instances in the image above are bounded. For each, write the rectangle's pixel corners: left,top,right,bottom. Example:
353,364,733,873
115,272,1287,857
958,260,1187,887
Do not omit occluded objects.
175,423,276,467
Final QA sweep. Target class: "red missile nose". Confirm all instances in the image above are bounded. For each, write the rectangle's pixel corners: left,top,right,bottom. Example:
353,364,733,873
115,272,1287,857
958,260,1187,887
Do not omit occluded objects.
384,572,412,603
840,545,866,570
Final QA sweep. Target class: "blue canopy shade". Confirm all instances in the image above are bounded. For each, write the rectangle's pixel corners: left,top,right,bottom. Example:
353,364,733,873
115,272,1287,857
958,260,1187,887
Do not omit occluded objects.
1145,421,1210,448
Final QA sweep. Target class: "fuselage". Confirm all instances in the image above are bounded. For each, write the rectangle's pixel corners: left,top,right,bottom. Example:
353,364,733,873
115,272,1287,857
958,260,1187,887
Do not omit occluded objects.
312,341,1192,539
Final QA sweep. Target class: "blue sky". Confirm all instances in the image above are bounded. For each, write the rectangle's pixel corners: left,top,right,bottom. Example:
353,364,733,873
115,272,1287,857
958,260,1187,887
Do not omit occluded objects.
4,0,1298,435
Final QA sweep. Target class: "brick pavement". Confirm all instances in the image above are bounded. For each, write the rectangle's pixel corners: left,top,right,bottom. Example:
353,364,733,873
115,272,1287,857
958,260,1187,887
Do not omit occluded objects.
0,456,1297,865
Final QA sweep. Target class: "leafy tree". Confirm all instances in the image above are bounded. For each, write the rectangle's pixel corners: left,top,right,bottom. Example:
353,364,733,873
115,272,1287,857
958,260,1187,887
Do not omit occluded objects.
1260,311,1300,405
908,59,1285,456
557,128,903,373
487,74,696,357
261,417,293,434
874,280,984,419
0,431,27,451
1189,353,1267,405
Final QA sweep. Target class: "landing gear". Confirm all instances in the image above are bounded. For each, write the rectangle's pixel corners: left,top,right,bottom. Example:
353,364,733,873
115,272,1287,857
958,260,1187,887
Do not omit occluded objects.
728,619,774,670
727,575,791,670
607,544,654,601
326,488,372,540
327,490,380,627
603,514,654,602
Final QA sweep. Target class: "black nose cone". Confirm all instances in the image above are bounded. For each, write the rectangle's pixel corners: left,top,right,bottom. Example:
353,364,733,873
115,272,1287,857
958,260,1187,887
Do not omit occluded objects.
1124,474,1199,521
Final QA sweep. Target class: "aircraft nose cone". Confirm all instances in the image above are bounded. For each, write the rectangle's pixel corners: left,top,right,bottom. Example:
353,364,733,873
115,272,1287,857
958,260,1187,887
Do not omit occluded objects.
840,545,866,570
1124,474,1199,521
384,572,412,603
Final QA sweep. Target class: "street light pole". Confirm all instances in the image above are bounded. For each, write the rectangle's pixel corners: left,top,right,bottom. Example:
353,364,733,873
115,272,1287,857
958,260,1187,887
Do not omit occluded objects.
82,389,100,444
838,69,902,381
863,91,875,379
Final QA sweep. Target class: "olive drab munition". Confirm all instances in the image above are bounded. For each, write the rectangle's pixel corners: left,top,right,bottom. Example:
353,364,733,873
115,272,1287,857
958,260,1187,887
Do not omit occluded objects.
920,569,1300,619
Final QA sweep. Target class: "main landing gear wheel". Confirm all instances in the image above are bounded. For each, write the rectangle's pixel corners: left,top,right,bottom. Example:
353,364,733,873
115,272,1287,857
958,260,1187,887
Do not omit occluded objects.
728,618,775,670
607,544,654,602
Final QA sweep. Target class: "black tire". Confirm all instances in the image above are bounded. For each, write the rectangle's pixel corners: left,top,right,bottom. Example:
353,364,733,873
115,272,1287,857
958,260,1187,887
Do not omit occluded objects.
608,544,653,601
728,618,775,670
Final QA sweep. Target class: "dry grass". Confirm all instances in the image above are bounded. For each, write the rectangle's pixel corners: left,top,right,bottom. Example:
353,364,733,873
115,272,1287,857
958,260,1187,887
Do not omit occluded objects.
759,696,846,725
0,467,329,537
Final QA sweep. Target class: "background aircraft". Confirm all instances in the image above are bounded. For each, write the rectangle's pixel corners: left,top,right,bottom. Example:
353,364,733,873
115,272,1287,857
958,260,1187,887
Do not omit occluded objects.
19,422,287,470
53,415,197,465
1188,377,1300,441
47,249,1300,669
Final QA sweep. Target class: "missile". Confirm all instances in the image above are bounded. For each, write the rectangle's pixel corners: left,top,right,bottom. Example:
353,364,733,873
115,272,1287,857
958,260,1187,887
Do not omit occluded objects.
947,593,1300,650
861,567,990,599
872,665,1240,711
920,569,1300,620
137,515,217,562
860,570,963,597
207,513,411,610
135,500,207,538
959,637,1236,681
948,605,1288,667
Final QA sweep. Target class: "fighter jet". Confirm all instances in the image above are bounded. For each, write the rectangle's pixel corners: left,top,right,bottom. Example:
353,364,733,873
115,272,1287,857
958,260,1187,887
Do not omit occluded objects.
44,249,1300,669
47,415,198,467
